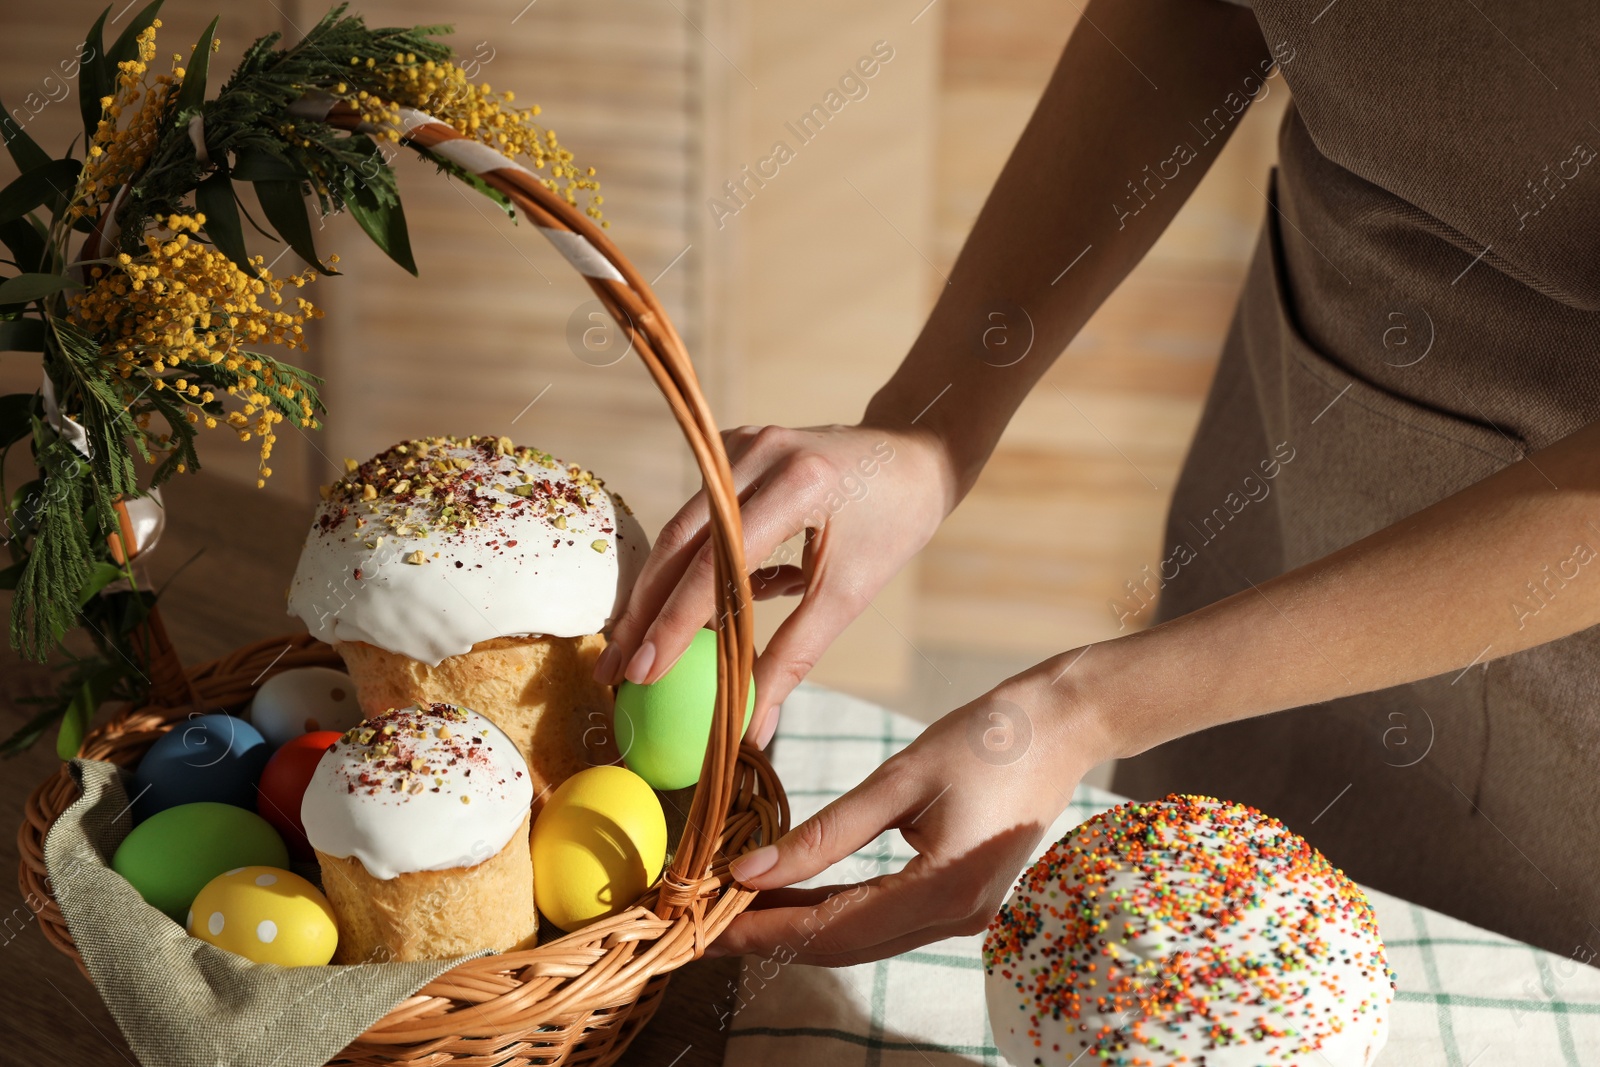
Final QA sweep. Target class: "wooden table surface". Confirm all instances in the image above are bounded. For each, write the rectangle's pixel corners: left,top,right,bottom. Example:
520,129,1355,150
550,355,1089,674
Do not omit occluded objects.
0,472,738,1067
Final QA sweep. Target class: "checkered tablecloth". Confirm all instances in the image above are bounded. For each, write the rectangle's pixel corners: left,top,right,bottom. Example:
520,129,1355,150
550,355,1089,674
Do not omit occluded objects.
724,684,1600,1066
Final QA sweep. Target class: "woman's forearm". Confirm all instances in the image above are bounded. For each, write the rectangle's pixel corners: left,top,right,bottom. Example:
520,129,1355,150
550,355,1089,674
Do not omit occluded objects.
1049,421,1600,762
863,0,1272,506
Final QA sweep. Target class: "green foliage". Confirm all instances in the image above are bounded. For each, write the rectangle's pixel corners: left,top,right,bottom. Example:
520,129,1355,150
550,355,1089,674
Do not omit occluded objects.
0,392,36,448
433,156,515,217
0,93,54,175
339,139,416,275
2,596,153,758
0,2,572,755
0,216,47,272
191,170,249,273
77,7,115,148
9,432,94,659
253,178,334,273
0,272,82,305
173,17,219,118
125,4,453,275
0,159,83,226
0,318,45,352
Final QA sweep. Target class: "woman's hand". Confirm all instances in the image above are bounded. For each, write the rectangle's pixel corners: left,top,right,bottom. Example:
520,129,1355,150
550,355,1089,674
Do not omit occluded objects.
705,663,1114,966
593,0,1272,745
595,422,958,747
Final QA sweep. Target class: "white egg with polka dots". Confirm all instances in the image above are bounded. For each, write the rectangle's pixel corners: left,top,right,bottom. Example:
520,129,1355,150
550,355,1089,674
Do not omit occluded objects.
248,667,363,748
186,865,338,965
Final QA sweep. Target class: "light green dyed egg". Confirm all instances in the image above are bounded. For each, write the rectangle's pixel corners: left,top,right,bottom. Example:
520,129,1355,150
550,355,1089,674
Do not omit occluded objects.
111,802,290,921
614,629,755,790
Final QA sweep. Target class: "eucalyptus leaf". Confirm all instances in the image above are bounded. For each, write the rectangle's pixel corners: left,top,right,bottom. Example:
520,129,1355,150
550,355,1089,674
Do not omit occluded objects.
254,179,337,273
0,392,35,449
0,93,54,175
345,178,417,275
0,159,83,226
54,682,93,760
194,170,255,276
0,272,83,304
0,216,47,273
173,16,219,117
106,1,166,72
78,7,112,148
0,317,45,352
52,660,123,761
76,560,124,608
230,148,300,182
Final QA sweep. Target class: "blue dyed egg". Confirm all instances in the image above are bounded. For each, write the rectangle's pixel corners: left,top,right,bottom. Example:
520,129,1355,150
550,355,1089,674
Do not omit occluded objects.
133,714,271,821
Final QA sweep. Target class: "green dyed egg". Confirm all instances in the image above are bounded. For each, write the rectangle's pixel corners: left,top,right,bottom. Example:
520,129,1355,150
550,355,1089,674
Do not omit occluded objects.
615,629,755,791
111,801,289,921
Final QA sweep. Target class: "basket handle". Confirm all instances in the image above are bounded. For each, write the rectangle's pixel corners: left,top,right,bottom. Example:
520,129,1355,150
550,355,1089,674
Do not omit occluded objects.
135,606,201,709
320,104,758,919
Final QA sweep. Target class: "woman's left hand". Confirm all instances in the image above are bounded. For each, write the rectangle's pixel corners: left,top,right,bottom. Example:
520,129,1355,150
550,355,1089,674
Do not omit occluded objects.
707,660,1113,966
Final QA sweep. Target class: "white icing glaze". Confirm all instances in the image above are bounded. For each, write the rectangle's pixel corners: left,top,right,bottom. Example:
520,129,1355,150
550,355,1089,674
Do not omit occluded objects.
286,435,647,665
300,703,533,879
984,797,1393,1067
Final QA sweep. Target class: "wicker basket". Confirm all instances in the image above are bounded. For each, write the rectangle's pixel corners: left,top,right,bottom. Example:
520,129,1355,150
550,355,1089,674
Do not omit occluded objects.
17,101,788,1066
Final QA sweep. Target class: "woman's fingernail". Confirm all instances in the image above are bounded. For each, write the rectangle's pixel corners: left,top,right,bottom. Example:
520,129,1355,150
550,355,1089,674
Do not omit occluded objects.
701,942,730,959
593,643,621,684
729,844,778,885
754,708,779,750
624,640,656,685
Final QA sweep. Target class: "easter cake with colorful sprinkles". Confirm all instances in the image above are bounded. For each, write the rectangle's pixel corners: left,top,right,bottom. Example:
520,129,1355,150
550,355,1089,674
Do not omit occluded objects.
983,794,1394,1066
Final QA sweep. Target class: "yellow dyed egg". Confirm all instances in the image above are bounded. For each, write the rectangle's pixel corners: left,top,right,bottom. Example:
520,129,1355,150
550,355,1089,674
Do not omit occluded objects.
531,766,668,932
186,866,338,966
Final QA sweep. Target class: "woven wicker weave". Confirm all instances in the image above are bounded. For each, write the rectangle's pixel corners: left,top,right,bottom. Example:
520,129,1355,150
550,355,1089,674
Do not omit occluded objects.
17,100,788,1066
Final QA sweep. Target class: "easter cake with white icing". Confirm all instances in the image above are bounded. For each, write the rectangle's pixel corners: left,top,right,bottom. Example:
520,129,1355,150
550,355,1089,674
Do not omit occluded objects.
287,434,646,802
301,701,537,962
983,794,1394,1067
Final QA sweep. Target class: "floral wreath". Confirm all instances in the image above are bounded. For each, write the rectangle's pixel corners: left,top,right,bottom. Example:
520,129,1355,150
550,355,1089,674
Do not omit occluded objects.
0,2,603,756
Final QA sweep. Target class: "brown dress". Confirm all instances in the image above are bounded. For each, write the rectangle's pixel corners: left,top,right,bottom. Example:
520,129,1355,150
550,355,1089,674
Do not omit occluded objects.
1112,0,1600,960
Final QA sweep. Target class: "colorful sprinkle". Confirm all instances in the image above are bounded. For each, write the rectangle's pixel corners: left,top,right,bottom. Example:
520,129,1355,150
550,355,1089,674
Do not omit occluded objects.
983,795,1396,1066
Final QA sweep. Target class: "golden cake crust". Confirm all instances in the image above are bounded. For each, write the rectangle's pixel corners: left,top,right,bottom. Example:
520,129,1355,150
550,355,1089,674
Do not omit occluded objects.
335,632,618,806
316,812,537,963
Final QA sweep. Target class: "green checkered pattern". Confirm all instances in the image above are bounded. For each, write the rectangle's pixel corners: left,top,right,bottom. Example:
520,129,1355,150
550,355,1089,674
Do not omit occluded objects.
724,685,1600,1066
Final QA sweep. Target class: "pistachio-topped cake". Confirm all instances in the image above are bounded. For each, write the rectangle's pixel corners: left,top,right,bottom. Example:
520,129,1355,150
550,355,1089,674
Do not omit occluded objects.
301,702,538,961
287,434,647,801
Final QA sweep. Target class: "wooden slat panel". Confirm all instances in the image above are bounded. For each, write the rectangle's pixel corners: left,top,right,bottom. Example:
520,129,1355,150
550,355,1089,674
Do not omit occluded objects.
302,0,705,548
704,3,945,701
918,0,1291,672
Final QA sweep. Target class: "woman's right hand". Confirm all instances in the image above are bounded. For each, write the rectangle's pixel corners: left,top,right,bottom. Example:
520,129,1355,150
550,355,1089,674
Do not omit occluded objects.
594,421,958,747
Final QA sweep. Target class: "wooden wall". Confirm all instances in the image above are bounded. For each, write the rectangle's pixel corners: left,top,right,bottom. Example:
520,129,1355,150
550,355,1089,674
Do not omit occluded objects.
0,0,1288,720
913,2,1290,713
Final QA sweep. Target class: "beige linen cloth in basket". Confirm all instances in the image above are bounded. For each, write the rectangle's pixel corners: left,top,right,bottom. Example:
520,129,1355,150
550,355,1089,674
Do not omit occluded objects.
43,758,489,1067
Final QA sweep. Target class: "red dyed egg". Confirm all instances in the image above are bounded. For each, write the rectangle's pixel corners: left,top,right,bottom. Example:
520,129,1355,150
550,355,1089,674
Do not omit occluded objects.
256,731,341,859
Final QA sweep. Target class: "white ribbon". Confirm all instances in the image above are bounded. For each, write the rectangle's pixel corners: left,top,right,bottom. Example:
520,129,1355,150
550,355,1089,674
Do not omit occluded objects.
39,373,93,460
535,226,624,282
286,95,628,283
187,113,209,166
286,90,338,122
